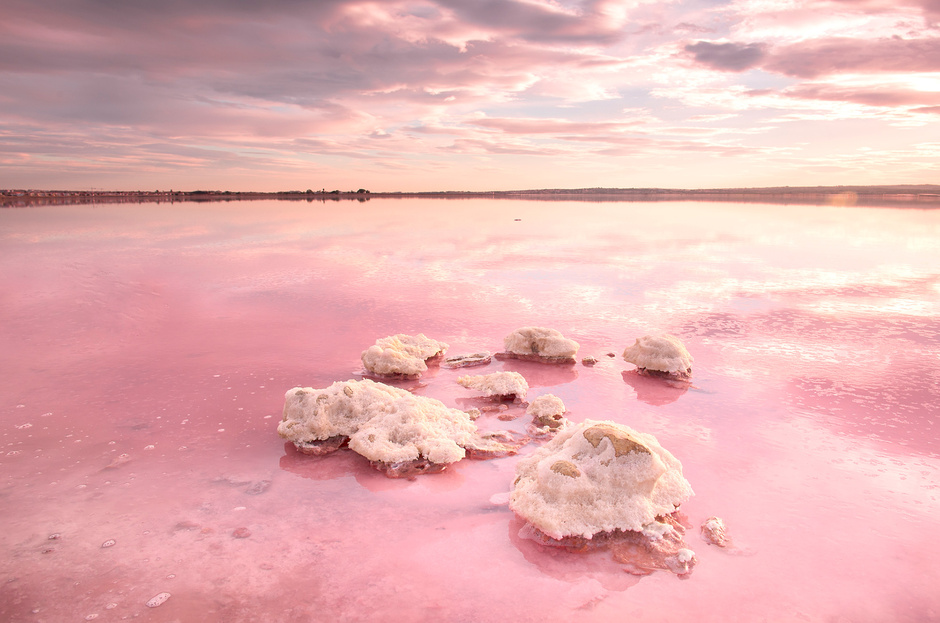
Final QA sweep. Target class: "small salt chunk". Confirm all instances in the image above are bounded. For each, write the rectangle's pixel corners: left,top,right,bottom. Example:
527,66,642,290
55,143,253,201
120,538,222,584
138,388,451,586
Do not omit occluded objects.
700,516,732,547
489,492,511,506
146,592,171,608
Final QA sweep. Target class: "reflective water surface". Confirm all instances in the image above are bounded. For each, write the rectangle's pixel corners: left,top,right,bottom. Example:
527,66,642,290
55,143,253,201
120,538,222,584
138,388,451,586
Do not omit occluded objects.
1,198,938,622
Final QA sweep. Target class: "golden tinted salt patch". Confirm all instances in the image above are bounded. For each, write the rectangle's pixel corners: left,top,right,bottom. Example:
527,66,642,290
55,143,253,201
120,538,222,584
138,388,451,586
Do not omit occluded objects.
582,422,650,457
550,460,581,478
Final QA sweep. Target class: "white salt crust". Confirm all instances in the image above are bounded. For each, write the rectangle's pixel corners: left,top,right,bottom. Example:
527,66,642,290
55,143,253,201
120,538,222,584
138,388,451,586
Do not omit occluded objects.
510,419,693,540
526,394,569,435
278,379,476,464
457,371,529,399
361,333,448,377
503,327,580,359
622,334,693,374
526,394,566,419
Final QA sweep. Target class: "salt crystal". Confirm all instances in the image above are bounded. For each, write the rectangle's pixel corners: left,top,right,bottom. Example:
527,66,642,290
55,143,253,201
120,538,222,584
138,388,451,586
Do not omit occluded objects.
145,592,171,608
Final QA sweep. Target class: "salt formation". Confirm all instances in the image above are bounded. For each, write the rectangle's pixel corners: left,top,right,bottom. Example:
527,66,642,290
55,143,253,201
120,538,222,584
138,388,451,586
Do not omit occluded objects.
348,398,478,466
361,333,448,379
526,394,569,436
510,420,693,539
145,593,171,608
510,420,696,575
498,326,579,363
700,516,732,548
279,379,524,477
441,351,492,368
622,334,693,380
457,371,528,401
279,380,410,454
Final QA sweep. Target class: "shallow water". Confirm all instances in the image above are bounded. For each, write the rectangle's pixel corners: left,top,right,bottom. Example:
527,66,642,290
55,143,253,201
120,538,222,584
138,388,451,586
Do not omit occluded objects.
1,198,938,622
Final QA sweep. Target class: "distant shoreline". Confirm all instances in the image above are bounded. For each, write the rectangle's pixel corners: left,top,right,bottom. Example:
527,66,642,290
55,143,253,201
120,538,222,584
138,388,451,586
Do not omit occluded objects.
3,185,939,208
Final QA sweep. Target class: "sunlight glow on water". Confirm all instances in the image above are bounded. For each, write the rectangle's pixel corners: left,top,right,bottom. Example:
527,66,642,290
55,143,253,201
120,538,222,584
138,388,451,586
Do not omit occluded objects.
1,198,938,622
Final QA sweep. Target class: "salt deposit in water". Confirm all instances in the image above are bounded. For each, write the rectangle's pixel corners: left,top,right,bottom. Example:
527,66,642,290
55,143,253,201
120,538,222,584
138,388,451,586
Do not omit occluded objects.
457,371,529,401
700,516,733,548
278,379,524,477
441,352,492,368
361,333,448,379
145,592,171,608
622,334,693,380
497,326,580,363
510,420,696,576
525,394,569,436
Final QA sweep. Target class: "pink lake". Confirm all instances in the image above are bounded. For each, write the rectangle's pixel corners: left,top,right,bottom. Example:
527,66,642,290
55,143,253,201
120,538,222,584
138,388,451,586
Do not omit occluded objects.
1,197,938,622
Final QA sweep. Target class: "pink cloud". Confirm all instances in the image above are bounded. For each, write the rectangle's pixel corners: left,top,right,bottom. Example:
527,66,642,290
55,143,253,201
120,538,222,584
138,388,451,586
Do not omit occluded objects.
784,83,940,108
467,117,646,135
682,36,940,79
684,41,768,72
765,37,940,78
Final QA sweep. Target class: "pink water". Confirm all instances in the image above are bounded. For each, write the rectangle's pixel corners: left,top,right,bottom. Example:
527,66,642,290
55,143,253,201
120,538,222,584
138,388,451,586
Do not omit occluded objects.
1,198,938,622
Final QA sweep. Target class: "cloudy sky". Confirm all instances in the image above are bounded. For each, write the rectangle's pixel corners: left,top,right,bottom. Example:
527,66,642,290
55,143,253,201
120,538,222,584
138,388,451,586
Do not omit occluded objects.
2,0,939,192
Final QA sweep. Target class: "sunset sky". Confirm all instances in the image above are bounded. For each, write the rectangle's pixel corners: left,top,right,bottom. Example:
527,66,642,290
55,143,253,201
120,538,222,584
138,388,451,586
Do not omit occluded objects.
2,0,939,192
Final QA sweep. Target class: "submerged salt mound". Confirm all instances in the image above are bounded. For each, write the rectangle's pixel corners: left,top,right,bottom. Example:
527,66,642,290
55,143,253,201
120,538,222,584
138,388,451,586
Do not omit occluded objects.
457,371,528,400
622,334,693,380
510,420,693,540
526,394,569,435
361,333,448,378
499,327,579,363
